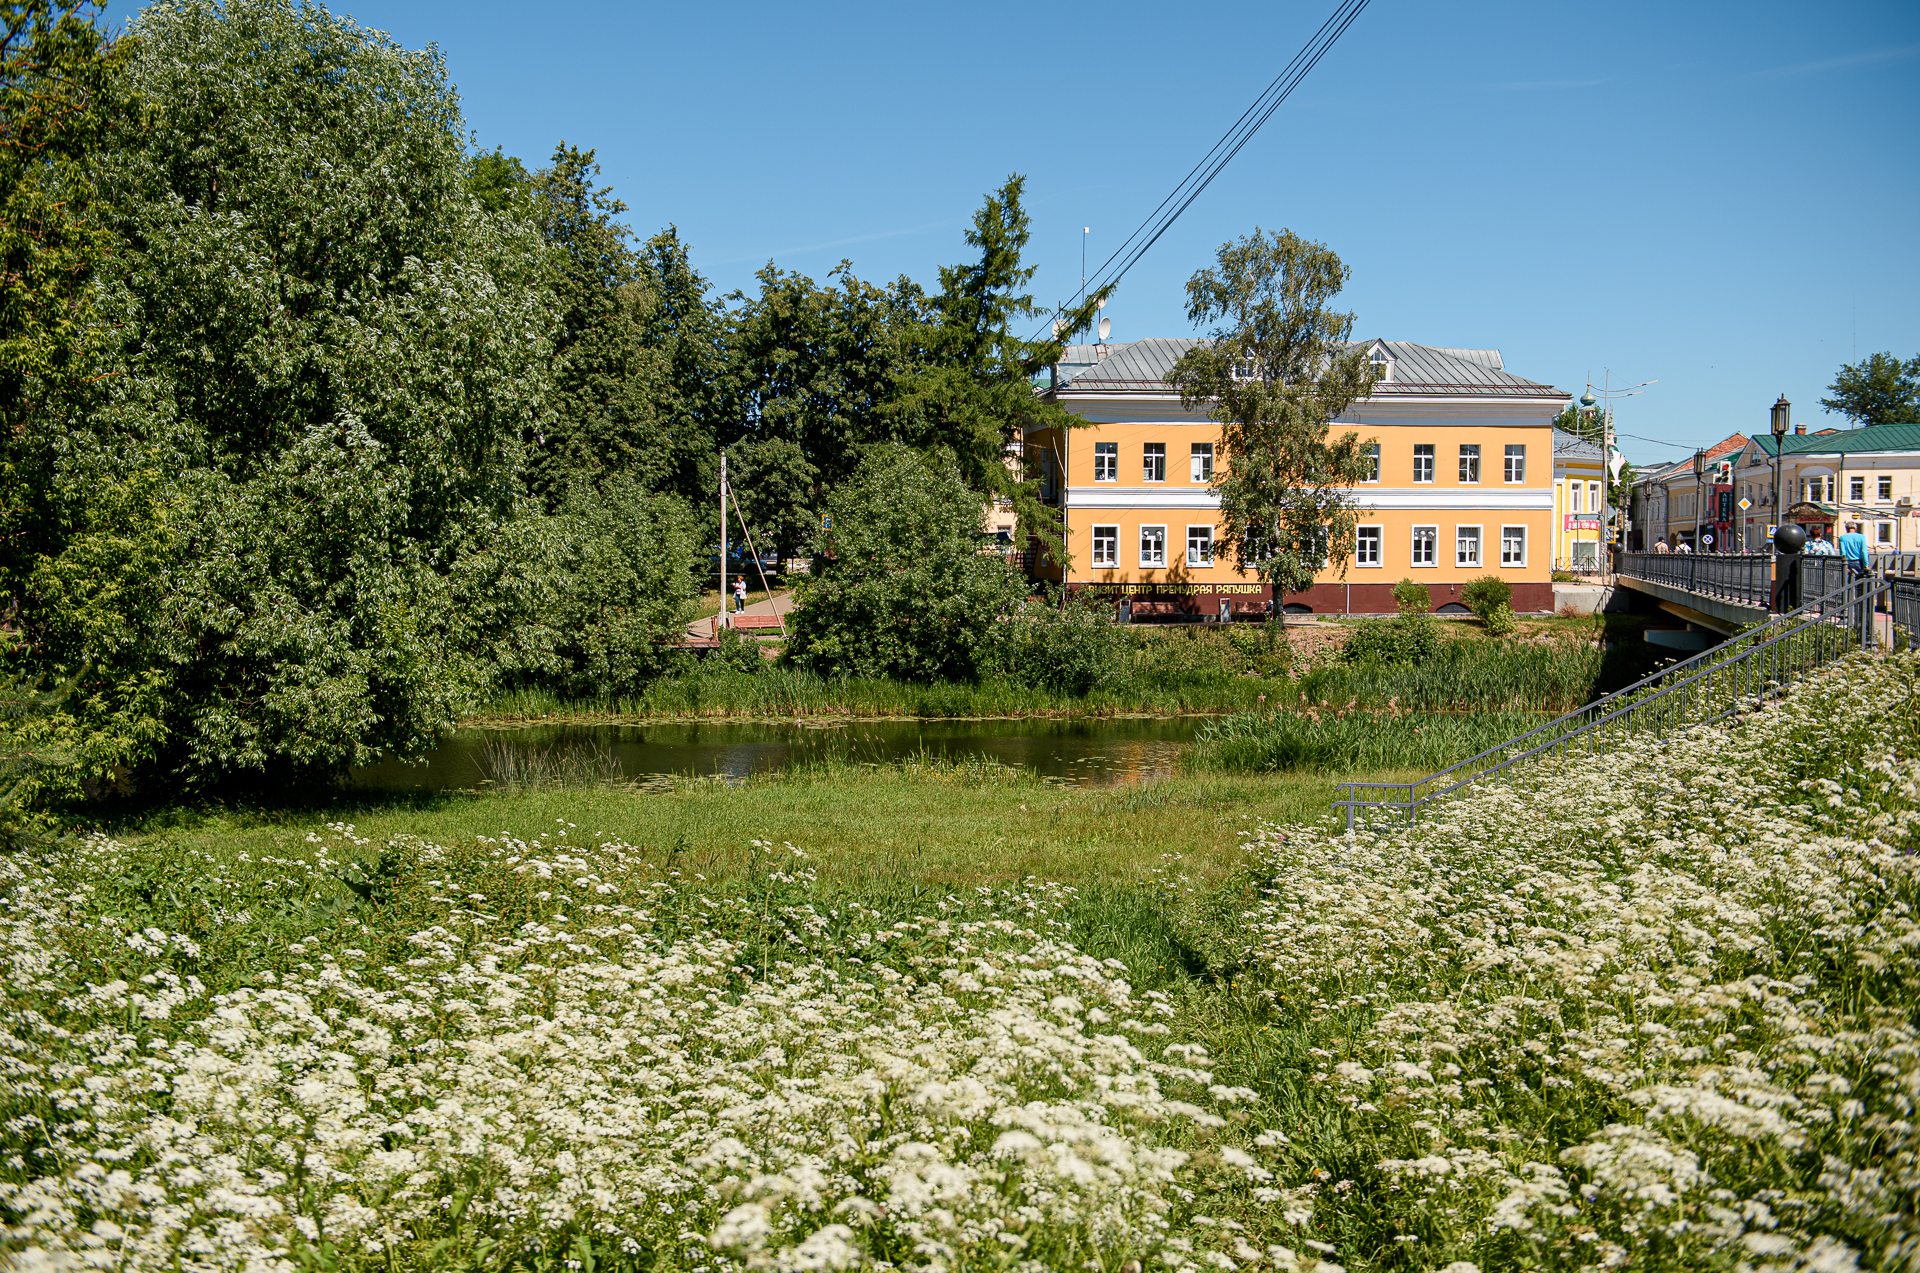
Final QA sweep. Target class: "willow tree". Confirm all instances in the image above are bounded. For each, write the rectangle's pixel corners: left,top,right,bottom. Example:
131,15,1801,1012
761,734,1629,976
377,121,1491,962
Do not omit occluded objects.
1165,228,1376,599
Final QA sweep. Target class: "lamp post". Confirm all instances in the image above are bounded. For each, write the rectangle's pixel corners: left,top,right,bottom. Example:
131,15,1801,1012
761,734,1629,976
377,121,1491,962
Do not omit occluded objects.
1770,394,1789,551
1692,448,1707,552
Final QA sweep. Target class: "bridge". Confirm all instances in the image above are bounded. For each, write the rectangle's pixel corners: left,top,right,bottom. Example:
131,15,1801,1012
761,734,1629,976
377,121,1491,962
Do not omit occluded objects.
1613,550,1920,637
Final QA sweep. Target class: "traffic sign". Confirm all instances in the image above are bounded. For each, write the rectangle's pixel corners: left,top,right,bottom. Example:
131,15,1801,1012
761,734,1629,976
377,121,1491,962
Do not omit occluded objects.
1737,497,1752,510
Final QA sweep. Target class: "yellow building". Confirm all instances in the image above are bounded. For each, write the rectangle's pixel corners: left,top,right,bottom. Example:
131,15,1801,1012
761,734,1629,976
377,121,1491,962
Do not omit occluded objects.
1027,339,1568,615
1552,427,1607,570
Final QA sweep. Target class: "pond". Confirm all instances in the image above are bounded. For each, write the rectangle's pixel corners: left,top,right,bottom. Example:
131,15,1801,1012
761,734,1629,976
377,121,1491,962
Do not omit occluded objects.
348,717,1210,792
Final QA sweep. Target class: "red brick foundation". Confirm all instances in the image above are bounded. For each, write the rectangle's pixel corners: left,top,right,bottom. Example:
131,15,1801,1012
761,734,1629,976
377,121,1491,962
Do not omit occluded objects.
1070,579,1553,616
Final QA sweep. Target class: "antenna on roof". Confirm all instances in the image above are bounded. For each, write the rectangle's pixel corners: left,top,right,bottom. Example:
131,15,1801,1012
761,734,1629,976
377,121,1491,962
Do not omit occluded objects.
1098,316,1111,343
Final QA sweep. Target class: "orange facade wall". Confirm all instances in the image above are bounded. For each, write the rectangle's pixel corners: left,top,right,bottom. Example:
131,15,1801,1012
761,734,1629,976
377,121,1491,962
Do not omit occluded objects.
1028,413,1558,612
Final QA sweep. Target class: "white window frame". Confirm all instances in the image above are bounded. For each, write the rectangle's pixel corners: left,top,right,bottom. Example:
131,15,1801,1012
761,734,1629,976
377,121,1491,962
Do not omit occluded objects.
1412,443,1435,484
1589,480,1602,512
1185,524,1214,567
1500,524,1527,567
1093,442,1117,482
1091,524,1118,567
1878,475,1894,502
1355,524,1383,567
1567,481,1582,514
1876,521,1894,546
1459,444,1481,484
1455,524,1482,567
1850,475,1865,502
1190,442,1214,484
1139,524,1167,568
1361,442,1380,483
1142,443,1166,483
1504,444,1526,484
1410,524,1438,568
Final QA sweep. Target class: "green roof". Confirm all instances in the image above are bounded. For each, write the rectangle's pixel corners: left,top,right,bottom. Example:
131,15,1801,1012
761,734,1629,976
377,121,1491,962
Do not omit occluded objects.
1750,422,1920,457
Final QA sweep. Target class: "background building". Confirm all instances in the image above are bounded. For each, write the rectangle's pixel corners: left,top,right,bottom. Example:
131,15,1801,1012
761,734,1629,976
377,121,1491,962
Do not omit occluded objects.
1737,422,1920,550
1029,339,1568,614
1552,427,1605,570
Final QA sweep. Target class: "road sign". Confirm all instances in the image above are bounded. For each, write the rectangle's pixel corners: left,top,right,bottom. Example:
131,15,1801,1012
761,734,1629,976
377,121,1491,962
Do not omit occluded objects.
1737,497,1752,510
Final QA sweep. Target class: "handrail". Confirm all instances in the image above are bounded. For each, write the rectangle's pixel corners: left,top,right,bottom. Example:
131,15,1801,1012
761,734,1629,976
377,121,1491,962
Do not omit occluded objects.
1333,575,1891,832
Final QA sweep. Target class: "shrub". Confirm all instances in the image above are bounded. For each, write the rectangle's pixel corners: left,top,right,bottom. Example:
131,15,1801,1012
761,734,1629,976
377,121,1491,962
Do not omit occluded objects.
985,597,1129,696
1484,600,1518,637
1392,577,1428,616
1341,613,1440,666
1461,574,1512,619
785,445,1024,682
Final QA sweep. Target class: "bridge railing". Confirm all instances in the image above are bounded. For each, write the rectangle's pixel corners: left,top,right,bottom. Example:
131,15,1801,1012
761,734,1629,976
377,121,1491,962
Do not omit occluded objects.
1333,576,1891,832
1614,551,1772,606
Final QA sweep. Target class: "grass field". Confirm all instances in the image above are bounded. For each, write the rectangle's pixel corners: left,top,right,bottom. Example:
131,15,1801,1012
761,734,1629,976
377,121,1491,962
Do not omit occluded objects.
22,649,1903,1273
109,762,1376,892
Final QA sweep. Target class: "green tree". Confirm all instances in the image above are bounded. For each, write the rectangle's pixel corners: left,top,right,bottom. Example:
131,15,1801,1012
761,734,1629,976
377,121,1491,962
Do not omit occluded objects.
785,444,1023,682
1821,351,1920,427
886,176,1100,560
523,143,675,507
1552,401,1607,447
1165,228,1377,600
725,436,817,565
17,0,556,790
636,226,727,517
0,1,130,605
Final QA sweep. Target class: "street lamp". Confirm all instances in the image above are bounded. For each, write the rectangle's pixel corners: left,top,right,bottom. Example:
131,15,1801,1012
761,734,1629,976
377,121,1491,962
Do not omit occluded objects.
1770,394,1790,551
1692,448,1707,551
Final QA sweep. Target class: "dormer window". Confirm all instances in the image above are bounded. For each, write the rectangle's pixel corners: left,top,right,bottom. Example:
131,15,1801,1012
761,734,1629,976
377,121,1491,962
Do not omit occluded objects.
1370,354,1391,382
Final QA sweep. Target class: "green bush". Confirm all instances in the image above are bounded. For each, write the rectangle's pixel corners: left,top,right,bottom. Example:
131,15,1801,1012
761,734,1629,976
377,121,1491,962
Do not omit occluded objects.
1484,600,1518,638
786,445,1024,682
1392,577,1428,616
1462,574,1512,619
985,597,1129,696
1341,613,1440,666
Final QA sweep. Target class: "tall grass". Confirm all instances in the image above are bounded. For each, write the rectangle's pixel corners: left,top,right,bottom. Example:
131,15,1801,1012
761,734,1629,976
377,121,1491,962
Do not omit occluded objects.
479,627,1608,722
1185,707,1547,775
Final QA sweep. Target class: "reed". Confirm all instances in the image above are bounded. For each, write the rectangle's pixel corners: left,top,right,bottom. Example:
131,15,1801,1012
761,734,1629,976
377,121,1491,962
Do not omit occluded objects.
1184,706,1546,775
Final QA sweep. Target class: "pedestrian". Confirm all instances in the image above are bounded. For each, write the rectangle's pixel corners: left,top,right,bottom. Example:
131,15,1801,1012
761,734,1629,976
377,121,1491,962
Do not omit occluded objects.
733,575,747,613
1838,521,1869,576
1653,540,1669,554
1674,539,1691,554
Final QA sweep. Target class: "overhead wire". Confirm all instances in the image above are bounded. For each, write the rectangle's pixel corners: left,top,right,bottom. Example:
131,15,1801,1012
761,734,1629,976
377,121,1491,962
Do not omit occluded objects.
1036,0,1374,341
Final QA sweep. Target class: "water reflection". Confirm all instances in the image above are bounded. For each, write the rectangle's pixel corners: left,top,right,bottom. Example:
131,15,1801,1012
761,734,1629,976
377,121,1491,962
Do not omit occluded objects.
348,718,1206,792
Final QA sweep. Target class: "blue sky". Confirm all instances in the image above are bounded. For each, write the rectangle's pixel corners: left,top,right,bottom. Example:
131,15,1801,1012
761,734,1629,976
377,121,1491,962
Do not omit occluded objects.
153,0,1919,464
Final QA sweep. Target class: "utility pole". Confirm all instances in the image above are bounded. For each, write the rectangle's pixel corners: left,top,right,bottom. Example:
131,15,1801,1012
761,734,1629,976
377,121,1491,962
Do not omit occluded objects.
718,449,728,631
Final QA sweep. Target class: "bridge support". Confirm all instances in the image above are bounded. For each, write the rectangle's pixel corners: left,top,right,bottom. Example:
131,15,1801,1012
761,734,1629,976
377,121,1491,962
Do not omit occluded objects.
1614,574,1768,635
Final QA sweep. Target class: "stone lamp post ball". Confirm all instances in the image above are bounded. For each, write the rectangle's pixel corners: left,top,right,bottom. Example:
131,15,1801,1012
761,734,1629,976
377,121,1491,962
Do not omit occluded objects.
1772,523,1807,554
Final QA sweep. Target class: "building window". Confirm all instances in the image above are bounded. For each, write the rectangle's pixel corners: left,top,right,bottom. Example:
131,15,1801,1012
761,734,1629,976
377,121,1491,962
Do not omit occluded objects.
1504,444,1525,483
1369,352,1390,382
1139,525,1166,568
1190,442,1213,483
1850,475,1865,502
1361,442,1380,483
1355,525,1382,566
1501,525,1526,567
1091,525,1118,567
1093,442,1117,482
1877,522,1894,546
1456,525,1482,567
1411,525,1438,567
1879,475,1894,502
1459,444,1481,484
1589,480,1602,512
1186,525,1213,567
1412,444,1434,483
1143,443,1165,483
1568,481,1582,514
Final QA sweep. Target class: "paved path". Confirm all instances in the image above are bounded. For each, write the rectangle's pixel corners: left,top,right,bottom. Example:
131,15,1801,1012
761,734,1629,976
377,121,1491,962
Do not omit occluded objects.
687,590,795,641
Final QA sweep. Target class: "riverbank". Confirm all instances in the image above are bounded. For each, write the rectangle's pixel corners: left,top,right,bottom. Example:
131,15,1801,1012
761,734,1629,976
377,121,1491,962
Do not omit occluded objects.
468,620,1644,726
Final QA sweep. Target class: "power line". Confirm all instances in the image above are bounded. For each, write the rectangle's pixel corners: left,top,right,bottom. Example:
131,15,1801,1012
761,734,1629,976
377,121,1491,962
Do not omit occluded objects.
1040,0,1373,339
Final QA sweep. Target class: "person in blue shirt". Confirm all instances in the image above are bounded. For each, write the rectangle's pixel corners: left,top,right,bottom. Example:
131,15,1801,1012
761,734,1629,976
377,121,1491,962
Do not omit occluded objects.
1837,522,1870,575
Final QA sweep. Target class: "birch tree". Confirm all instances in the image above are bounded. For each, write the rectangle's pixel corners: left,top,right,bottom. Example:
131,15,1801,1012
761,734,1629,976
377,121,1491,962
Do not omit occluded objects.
1165,228,1377,599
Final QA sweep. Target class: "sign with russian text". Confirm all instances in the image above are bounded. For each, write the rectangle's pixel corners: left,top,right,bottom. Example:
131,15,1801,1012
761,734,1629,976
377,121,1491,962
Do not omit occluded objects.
1564,516,1601,530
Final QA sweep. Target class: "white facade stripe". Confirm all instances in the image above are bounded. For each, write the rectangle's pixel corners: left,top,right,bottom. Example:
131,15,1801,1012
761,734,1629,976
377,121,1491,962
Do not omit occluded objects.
1067,486,1553,511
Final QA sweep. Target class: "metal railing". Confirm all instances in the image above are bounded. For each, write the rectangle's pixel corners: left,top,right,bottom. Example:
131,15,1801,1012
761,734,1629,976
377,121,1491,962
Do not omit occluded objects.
1614,551,1773,605
1333,577,1892,832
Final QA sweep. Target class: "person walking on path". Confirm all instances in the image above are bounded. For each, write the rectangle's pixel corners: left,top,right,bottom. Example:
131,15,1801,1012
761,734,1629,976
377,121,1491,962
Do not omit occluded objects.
732,576,748,614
